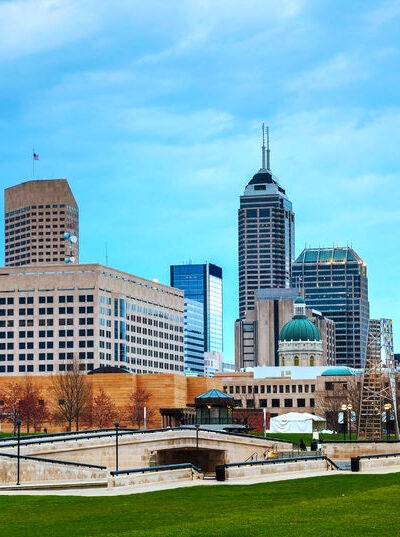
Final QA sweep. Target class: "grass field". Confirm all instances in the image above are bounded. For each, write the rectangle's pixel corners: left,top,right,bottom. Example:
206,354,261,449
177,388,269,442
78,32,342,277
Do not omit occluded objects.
0,474,399,536
262,432,358,445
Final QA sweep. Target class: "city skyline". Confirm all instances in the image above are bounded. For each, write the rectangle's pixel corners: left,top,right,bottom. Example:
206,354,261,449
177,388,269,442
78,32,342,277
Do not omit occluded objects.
0,0,399,361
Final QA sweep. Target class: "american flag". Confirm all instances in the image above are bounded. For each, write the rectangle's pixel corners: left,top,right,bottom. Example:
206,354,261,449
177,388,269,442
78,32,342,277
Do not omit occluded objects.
33,153,39,160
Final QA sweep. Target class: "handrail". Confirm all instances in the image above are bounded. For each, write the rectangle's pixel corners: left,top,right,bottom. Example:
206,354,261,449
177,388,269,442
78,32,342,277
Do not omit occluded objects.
0,426,292,448
0,427,137,443
245,452,258,462
224,454,339,470
357,451,400,460
110,462,202,476
0,451,106,469
322,439,400,444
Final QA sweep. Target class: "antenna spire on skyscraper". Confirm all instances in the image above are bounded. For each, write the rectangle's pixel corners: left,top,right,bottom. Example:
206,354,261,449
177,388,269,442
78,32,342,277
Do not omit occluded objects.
266,125,270,171
261,122,266,169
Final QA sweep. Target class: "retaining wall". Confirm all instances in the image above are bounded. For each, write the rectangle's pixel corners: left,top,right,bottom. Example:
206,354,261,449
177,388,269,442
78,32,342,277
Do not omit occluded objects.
323,442,400,459
225,458,330,480
0,455,106,484
108,467,203,488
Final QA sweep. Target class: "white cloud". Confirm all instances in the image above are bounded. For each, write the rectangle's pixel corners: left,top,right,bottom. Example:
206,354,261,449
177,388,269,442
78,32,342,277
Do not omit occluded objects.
364,0,400,25
0,0,105,60
287,53,367,93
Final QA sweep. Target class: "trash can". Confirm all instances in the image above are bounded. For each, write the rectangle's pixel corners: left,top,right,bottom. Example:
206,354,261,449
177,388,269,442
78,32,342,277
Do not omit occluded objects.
351,457,360,472
310,439,317,452
215,465,226,481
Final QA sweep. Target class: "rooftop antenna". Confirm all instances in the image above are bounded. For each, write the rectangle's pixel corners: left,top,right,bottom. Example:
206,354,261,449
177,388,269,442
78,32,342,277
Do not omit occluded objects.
261,123,266,169
105,242,109,266
266,125,271,170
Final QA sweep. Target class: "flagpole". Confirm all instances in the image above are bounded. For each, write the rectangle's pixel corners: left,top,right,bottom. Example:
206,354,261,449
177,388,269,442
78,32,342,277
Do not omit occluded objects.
32,149,34,179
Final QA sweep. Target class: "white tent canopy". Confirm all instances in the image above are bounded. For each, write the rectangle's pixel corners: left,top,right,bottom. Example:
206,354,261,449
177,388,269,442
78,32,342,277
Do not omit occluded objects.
269,412,326,434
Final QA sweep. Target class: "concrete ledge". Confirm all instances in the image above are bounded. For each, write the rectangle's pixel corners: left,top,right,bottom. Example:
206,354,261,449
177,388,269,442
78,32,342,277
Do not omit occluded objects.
108,467,203,488
323,442,400,459
225,459,329,479
359,456,400,471
0,455,107,484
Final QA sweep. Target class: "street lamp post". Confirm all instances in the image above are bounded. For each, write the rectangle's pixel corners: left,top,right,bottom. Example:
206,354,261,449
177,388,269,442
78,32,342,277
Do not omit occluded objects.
195,424,200,469
16,419,22,486
341,404,347,440
114,422,119,472
384,403,392,440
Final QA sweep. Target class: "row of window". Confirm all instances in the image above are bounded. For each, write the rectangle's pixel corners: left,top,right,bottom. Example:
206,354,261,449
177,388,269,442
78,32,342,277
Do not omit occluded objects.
225,384,316,394
236,398,315,408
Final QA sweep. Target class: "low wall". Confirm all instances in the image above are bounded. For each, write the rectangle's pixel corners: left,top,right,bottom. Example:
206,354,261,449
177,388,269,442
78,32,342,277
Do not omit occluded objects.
108,467,203,488
0,455,106,484
359,455,400,472
225,458,329,480
323,442,400,459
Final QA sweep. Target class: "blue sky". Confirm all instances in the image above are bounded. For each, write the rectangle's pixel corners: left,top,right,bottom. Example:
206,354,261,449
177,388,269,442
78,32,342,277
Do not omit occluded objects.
1,0,399,359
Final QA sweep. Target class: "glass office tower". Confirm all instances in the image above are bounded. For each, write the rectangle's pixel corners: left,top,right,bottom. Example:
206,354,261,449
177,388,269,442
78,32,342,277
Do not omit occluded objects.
170,263,223,368
238,131,295,318
292,247,369,368
184,298,205,375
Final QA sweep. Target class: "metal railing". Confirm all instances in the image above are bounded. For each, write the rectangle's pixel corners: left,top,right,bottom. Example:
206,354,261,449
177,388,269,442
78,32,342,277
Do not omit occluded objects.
224,455,339,470
0,427,138,443
110,462,202,477
0,426,292,449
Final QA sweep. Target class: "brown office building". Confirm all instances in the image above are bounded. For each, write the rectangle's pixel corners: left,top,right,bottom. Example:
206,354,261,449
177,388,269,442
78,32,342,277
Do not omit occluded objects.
4,179,79,266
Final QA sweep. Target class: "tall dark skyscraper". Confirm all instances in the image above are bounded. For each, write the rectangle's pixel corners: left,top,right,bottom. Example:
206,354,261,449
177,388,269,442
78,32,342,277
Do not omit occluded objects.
238,126,295,318
292,247,370,368
170,263,223,373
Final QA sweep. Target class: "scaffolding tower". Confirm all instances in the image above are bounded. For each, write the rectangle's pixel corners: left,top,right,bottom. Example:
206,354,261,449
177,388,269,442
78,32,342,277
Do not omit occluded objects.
358,320,399,440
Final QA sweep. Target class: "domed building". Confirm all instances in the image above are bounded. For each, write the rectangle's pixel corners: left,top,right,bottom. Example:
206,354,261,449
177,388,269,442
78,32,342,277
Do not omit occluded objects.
278,297,324,367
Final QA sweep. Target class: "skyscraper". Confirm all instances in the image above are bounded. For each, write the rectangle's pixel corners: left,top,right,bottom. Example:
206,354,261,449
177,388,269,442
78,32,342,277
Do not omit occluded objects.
183,298,205,375
4,179,79,267
170,263,223,371
292,247,370,368
238,126,295,318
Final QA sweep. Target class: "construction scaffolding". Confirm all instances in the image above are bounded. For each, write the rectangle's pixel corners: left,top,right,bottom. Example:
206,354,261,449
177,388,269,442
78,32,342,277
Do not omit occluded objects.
358,319,399,440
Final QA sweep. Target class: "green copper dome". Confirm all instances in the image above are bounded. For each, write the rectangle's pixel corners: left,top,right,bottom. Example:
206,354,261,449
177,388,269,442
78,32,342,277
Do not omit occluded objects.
279,316,321,342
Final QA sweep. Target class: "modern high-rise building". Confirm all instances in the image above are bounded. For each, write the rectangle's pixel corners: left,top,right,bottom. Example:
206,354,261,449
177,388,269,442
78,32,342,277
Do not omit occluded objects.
170,263,223,367
0,263,184,376
238,127,295,318
292,247,370,368
183,298,205,375
4,179,79,267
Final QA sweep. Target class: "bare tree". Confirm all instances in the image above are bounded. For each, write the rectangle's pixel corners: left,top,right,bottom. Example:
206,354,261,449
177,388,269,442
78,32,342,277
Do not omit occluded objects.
18,377,49,433
316,376,362,432
51,357,91,431
0,382,22,435
92,389,118,429
124,387,155,428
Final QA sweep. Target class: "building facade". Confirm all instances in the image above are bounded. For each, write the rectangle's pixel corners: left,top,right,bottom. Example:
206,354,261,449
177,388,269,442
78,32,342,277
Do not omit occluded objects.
4,179,79,267
0,264,184,376
183,298,205,375
292,247,370,368
278,297,324,367
235,288,335,369
170,262,223,359
238,135,295,318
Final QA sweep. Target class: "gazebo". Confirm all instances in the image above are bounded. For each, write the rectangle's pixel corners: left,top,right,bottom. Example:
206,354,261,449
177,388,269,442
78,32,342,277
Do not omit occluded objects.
192,388,235,425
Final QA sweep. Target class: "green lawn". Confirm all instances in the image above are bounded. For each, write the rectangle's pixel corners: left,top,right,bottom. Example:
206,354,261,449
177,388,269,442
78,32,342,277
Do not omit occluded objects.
262,432,358,445
0,474,400,536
